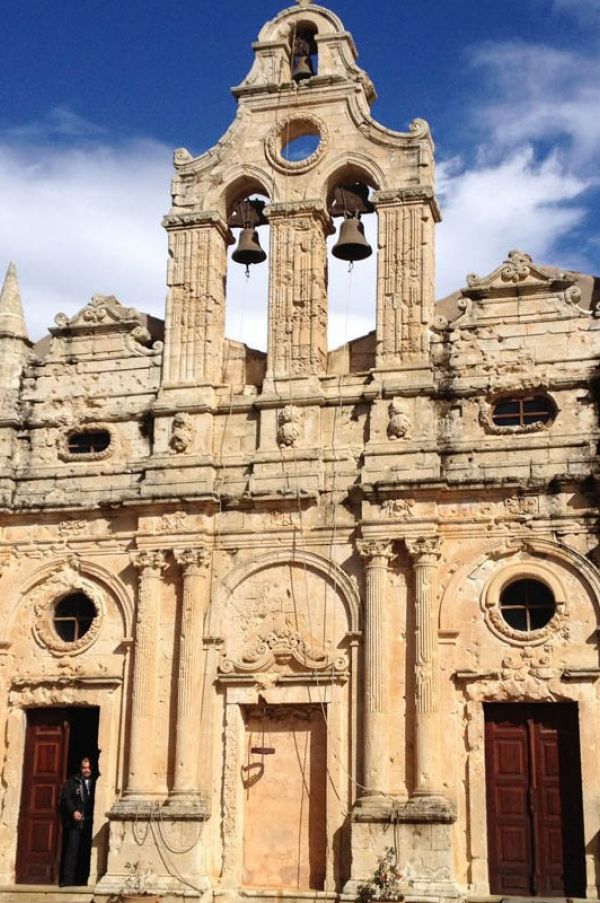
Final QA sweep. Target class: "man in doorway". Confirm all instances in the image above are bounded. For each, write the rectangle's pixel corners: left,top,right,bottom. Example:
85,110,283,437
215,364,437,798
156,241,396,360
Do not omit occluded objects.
59,756,96,887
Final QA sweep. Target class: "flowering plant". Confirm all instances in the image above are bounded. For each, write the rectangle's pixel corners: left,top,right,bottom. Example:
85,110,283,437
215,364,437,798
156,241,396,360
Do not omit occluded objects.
359,847,404,902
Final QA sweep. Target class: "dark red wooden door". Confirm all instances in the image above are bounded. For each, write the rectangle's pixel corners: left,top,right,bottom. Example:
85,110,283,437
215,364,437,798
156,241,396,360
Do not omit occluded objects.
485,703,585,897
16,710,70,884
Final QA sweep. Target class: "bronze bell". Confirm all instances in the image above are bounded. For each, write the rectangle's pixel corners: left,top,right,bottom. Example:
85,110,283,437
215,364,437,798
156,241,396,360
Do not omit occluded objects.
292,54,314,82
332,214,372,262
232,227,267,272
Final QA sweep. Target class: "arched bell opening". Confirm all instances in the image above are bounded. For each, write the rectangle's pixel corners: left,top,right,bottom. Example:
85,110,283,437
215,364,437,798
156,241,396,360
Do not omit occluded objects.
226,189,271,361
326,172,378,358
290,22,318,83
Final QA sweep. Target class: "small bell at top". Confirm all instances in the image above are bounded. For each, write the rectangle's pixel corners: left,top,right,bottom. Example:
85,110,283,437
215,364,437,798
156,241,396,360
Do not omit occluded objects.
232,227,267,275
332,214,372,262
292,53,314,82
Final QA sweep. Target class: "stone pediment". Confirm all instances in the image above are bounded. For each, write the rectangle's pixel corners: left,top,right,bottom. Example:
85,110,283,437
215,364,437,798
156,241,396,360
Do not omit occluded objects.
53,294,145,335
464,250,577,298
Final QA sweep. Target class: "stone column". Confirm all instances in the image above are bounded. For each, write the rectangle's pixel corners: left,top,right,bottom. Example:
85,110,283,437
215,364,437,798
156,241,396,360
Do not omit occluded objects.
161,211,233,388
170,545,211,803
406,536,443,798
357,539,395,805
126,550,168,798
372,189,440,369
265,200,333,379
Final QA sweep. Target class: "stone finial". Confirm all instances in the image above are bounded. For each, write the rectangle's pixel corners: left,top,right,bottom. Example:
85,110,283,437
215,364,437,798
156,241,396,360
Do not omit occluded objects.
0,262,28,340
295,0,314,5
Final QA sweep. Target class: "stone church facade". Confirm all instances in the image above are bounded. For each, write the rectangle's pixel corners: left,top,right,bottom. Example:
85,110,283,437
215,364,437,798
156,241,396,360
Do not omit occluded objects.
1,2,599,901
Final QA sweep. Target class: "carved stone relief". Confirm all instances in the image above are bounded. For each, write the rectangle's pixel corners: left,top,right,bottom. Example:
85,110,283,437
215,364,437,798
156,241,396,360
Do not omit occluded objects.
277,405,303,448
219,563,349,677
169,412,193,453
387,399,411,440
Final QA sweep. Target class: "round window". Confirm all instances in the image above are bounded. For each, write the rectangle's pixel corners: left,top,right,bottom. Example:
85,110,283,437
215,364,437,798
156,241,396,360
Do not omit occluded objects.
499,579,556,631
53,593,97,643
281,133,320,162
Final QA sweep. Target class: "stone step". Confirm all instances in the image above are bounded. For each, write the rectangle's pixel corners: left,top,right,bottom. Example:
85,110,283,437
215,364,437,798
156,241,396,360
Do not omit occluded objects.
0,885,93,903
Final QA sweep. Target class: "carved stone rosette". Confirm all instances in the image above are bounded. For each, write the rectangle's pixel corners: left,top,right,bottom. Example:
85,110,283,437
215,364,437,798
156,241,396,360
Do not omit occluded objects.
357,539,396,801
126,550,168,797
170,546,211,802
406,536,444,798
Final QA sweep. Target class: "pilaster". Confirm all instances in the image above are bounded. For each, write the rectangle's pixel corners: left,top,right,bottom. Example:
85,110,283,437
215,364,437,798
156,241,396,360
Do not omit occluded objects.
356,539,395,808
161,211,234,389
405,535,445,799
373,189,440,369
265,200,333,379
125,549,168,799
170,546,212,805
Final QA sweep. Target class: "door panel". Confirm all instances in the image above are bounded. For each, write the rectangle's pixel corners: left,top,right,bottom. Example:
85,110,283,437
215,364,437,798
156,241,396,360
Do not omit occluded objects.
485,703,585,898
242,705,327,890
16,710,70,884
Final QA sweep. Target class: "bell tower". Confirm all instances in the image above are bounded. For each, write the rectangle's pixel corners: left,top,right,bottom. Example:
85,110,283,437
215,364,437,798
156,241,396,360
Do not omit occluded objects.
159,0,439,400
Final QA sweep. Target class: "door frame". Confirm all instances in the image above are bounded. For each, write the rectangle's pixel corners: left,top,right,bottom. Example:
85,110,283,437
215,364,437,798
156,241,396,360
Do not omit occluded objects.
484,701,585,897
219,681,349,892
1,678,123,885
460,688,597,898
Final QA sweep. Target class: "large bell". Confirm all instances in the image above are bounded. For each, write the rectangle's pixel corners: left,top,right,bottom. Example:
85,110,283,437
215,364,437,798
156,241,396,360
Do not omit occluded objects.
292,53,314,82
232,227,267,272
332,215,372,262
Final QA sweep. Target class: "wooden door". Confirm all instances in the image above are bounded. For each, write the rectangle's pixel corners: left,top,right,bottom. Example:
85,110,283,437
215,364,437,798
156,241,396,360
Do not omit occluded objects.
485,703,585,897
242,705,327,889
16,710,70,884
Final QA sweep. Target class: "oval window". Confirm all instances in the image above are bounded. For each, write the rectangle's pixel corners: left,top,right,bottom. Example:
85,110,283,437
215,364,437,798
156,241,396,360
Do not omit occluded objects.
500,579,556,631
491,395,554,428
281,133,320,162
67,429,111,455
53,593,97,642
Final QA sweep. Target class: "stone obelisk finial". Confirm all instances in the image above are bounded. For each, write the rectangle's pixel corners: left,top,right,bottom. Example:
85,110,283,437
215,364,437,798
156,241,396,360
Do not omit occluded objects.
295,0,314,6
0,262,28,340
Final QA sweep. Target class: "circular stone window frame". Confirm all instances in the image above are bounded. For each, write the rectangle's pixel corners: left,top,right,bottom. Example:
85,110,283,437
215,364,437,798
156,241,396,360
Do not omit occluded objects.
265,114,329,174
57,422,116,463
32,578,105,656
481,562,566,646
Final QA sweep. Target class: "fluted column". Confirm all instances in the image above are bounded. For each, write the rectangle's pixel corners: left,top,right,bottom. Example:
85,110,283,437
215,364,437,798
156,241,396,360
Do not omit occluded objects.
126,550,168,797
406,536,443,797
170,546,211,803
357,539,395,803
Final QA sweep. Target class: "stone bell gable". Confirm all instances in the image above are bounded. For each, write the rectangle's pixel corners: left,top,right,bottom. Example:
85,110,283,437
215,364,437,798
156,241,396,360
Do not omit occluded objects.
0,2,600,902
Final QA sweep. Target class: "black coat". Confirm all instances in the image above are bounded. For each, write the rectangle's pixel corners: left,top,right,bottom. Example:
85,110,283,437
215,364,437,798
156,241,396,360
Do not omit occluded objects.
60,773,95,827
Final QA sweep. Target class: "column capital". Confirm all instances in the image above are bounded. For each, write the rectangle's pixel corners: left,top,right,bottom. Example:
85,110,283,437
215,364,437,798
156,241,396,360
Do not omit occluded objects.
174,546,211,574
357,539,396,565
405,535,442,566
371,187,441,222
131,549,168,576
161,209,234,243
265,199,334,234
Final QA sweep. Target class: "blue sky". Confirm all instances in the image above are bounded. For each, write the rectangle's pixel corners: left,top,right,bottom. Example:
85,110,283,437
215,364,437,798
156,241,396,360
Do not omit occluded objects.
1,0,599,347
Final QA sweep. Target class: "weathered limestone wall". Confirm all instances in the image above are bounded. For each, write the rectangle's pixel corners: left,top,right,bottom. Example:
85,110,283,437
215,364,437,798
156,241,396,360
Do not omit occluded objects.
0,2,598,902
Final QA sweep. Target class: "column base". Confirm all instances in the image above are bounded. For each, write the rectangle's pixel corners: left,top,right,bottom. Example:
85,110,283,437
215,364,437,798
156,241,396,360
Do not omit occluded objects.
165,789,209,813
350,796,459,900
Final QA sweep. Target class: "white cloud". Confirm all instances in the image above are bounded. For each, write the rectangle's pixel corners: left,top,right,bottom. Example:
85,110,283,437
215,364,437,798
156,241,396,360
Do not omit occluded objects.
436,148,589,295
469,42,600,166
0,133,171,339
